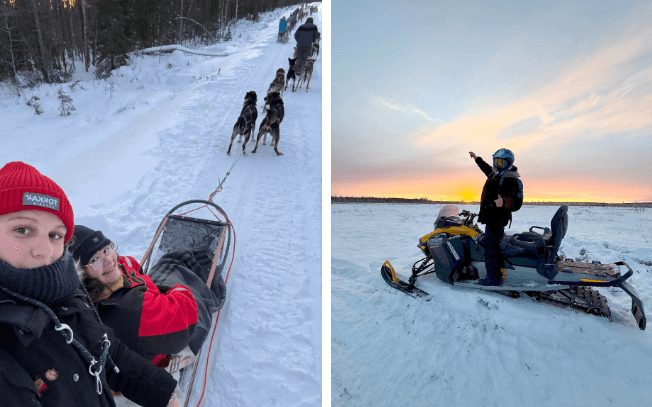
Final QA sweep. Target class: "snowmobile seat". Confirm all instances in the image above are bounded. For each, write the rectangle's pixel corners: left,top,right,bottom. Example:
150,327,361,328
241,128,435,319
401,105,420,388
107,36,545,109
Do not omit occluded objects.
498,205,569,267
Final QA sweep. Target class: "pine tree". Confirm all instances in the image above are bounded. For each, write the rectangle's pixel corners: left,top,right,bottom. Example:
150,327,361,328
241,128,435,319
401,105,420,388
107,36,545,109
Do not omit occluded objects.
57,87,75,116
95,0,130,79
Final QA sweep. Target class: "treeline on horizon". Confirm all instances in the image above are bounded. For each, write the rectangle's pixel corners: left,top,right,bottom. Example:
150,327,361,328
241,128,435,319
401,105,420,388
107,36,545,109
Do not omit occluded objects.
1,0,300,88
331,196,652,207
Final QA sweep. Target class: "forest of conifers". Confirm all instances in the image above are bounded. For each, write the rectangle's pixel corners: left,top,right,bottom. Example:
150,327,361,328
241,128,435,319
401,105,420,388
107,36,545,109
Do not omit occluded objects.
0,0,299,85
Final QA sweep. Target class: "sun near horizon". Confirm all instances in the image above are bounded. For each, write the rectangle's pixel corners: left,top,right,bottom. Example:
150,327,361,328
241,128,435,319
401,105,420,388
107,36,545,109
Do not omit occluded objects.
331,178,652,204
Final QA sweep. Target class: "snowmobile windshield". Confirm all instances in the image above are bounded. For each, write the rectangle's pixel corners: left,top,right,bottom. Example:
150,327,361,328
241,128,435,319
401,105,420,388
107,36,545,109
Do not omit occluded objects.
438,205,459,218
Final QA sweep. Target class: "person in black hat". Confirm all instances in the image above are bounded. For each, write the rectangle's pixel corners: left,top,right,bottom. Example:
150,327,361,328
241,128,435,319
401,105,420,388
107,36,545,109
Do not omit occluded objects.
70,225,200,366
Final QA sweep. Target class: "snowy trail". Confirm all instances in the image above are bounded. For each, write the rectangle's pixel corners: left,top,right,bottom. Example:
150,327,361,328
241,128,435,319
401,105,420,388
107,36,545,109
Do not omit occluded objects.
332,203,652,407
2,5,321,407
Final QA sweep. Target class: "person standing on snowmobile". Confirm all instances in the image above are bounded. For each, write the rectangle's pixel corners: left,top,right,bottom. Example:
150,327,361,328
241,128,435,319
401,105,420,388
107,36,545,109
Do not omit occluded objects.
469,149,523,286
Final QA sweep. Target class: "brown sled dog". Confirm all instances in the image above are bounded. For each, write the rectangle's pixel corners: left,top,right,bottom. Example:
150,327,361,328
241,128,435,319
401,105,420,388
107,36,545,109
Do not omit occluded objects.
227,91,258,155
252,92,284,156
293,58,315,92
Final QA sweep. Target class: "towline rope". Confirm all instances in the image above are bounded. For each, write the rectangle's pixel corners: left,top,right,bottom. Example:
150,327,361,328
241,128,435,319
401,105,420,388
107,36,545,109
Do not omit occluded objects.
209,154,242,200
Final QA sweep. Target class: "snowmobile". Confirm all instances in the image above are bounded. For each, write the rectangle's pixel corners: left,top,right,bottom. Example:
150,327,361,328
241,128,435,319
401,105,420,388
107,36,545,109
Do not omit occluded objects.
381,205,646,330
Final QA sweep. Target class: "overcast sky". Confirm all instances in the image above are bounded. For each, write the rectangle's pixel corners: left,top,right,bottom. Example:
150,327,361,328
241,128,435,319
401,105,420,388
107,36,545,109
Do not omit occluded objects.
332,0,652,203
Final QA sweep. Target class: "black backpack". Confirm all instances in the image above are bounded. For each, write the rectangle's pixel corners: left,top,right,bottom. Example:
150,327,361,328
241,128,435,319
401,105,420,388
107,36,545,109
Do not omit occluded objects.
499,176,523,212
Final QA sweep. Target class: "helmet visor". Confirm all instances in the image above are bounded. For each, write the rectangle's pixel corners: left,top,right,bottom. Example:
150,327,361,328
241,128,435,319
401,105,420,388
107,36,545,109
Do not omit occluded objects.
493,157,509,169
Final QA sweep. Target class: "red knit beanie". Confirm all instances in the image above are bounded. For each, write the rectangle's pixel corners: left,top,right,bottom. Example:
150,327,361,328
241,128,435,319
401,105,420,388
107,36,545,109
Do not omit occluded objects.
0,162,74,242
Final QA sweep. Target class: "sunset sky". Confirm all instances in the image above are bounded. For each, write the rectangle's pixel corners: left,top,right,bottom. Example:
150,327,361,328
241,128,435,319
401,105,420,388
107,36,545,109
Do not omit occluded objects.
332,0,652,203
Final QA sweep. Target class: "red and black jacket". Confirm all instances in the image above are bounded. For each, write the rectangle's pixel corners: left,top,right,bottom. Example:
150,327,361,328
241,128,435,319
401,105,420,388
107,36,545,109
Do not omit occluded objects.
95,256,198,365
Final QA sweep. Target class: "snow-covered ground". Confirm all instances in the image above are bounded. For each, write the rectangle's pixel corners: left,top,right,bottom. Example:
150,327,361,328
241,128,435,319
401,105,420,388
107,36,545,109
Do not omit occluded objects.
1,4,322,407
332,203,652,407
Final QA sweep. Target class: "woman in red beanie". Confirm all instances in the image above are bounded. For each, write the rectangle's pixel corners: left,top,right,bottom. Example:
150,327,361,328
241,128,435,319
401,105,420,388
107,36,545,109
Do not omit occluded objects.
69,225,199,368
0,162,181,407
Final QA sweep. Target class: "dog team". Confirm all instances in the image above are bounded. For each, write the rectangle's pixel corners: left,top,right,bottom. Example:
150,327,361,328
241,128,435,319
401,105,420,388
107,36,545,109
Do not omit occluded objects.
227,15,320,157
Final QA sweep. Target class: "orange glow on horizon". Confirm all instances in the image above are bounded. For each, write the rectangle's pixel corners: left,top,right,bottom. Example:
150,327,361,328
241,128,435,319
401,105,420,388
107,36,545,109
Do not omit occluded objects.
332,177,652,204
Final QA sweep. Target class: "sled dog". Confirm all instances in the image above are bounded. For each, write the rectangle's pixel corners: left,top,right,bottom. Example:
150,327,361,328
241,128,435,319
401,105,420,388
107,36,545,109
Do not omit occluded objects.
285,58,297,92
263,68,286,112
227,91,258,155
293,58,315,92
252,92,284,156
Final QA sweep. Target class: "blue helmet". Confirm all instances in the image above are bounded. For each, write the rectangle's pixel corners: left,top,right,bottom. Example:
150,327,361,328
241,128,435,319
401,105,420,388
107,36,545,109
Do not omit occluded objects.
492,148,514,175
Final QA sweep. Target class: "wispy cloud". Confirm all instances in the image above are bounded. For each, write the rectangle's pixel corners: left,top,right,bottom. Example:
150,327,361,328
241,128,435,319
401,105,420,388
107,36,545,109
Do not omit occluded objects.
378,98,403,112
419,25,652,153
377,97,445,124
413,107,445,124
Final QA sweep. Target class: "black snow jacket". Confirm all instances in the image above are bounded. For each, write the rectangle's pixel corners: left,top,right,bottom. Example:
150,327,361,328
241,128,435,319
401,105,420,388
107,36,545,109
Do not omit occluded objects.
475,157,523,228
0,288,176,407
294,21,319,48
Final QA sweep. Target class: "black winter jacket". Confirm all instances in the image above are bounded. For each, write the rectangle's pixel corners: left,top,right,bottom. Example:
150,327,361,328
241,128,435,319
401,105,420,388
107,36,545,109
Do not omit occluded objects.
294,22,319,48
475,157,523,227
0,288,176,407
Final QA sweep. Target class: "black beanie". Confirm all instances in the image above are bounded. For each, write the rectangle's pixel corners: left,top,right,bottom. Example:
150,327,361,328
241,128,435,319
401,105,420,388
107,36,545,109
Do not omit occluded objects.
69,225,112,266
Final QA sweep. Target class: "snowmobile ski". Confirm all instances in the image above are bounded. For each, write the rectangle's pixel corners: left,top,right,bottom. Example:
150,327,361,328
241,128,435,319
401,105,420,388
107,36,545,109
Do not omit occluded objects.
381,261,430,298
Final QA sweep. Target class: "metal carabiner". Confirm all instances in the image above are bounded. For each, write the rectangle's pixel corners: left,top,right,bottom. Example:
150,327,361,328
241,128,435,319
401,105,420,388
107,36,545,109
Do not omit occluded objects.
101,333,111,350
88,357,103,395
54,323,74,344
93,370,103,395
89,359,103,376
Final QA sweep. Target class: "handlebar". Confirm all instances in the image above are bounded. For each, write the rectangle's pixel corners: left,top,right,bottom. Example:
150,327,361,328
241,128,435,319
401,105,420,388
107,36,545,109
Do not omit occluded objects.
458,210,477,227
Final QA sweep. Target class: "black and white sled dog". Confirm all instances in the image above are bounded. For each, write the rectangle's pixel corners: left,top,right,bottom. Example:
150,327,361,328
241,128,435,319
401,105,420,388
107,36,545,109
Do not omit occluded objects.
262,68,286,113
252,91,285,156
227,91,258,155
285,57,297,92
293,58,315,92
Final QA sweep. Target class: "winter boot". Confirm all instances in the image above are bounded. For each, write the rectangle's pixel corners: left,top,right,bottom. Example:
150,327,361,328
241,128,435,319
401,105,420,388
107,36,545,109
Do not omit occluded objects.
477,276,503,286
478,268,505,286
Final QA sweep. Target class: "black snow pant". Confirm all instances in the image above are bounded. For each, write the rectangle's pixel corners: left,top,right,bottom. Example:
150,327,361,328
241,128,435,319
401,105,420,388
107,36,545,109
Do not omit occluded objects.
296,45,311,74
479,223,505,279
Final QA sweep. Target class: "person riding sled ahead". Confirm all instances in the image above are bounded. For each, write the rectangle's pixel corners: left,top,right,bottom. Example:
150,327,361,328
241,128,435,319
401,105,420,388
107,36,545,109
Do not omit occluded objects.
294,17,319,74
469,149,524,286
0,161,180,407
278,17,287,42
69,225,199,366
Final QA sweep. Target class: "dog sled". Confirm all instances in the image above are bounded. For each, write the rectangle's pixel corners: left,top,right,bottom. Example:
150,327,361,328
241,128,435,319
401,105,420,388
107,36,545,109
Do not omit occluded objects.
114,199,233,407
